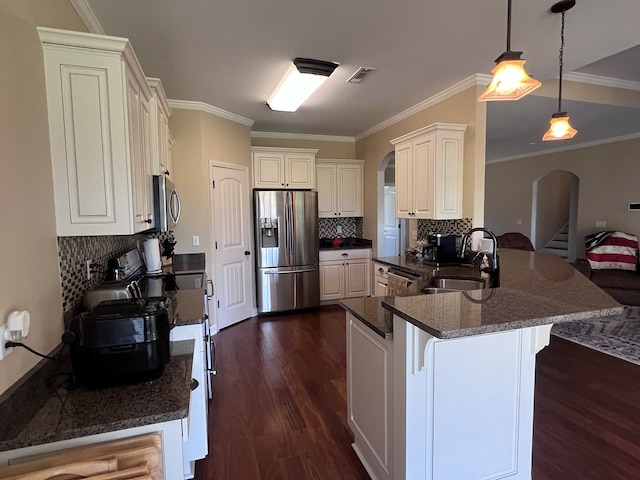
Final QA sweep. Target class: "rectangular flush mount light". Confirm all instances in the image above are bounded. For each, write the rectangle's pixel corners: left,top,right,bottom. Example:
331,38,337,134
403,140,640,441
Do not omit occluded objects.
267,58,338,112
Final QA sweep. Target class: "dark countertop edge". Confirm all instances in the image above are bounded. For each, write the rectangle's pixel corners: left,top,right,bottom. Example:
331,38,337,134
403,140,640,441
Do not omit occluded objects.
0,412,187,452
320,245,373,251
339,299,393,340
0,341,194,453
382,301,624,339
174,317,206,326
371,257,423,275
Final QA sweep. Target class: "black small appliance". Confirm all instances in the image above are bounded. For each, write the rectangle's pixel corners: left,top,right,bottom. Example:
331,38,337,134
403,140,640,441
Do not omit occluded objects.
423,234,461,265
67,298,172,388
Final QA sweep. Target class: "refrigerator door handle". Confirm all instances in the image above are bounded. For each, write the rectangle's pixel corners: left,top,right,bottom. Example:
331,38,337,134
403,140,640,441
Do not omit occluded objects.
264,268,316,275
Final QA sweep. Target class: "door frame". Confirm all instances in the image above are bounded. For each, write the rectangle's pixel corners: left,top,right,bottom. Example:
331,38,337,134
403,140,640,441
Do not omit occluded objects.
208,161,256,333
377,151,404,257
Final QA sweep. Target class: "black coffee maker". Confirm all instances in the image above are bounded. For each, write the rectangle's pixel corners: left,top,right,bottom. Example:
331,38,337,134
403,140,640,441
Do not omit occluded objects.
423,234,461,265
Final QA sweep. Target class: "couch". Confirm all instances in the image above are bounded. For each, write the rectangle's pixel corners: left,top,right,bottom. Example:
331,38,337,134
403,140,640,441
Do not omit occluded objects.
573,259,640,306
496,232,535,251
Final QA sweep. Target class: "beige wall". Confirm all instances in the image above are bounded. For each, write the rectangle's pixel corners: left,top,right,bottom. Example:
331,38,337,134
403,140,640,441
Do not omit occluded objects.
0,1,86,395
485,137,640,257
535,170,572,249
251,137,356,159
355,85,486,254
169,108,251,261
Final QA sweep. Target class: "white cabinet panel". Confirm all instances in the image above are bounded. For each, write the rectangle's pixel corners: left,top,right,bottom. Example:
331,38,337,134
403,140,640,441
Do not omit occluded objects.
316,160,363,218
391,123,466,220
39,27,154,236
319,249,371,301
252,147,317,189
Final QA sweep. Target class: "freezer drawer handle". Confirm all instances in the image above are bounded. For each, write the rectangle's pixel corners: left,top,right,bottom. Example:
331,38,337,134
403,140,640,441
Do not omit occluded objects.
265,268,315,274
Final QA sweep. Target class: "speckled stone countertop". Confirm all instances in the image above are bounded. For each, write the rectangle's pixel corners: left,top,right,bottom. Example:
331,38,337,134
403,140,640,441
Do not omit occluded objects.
341,249,622,339
0,340,194,452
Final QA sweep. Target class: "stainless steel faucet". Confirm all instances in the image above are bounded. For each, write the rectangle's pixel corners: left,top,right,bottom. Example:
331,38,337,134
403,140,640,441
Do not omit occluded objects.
459,227,500,288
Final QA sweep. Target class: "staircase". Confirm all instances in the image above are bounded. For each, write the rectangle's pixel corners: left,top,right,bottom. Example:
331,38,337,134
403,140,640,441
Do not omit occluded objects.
544,225,569,259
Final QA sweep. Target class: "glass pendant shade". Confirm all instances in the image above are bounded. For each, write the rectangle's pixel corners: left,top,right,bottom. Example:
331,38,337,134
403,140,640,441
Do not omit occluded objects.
542,113,577,141
478,57,542,101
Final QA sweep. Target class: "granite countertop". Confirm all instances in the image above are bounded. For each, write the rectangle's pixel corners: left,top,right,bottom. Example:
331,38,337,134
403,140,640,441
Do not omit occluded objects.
170,288,207,327
0,340,194,452
342,249,622,340
319,237,373,250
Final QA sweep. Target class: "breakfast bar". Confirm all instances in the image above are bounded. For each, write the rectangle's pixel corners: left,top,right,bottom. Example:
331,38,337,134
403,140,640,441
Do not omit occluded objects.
340,249,622,480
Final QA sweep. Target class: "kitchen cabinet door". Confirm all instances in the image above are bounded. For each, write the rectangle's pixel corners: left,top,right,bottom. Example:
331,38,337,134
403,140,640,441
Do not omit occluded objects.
320,260,345,301
316,160,364,218
345,259,370,298
39,27,155,236
391,123,466,220
252,147,318,189
147,78,173,180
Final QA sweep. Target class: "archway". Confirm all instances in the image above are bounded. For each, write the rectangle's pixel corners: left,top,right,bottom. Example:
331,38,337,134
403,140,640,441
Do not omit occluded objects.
376,151,404,256
530,170,579,261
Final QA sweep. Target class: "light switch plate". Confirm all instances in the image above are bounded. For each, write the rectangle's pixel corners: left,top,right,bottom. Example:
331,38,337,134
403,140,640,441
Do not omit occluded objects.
192,236,200,246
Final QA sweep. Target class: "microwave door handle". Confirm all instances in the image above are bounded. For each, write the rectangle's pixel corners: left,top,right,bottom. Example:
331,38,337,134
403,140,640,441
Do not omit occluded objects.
170,189,181,224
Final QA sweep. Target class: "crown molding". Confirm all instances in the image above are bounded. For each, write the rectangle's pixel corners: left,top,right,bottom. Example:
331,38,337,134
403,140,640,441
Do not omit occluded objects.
486,131,640,165
355,74,490,141
563,72,640,92
168,100,255,127
251,131,355,143
69,0,104,34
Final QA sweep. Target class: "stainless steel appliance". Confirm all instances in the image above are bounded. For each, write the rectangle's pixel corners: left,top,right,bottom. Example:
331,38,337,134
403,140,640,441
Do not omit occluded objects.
152,175,181,232
254,190,320,314
424,233,461,265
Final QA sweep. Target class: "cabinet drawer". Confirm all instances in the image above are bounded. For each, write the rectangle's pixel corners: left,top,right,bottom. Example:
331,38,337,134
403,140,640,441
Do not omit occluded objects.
320,248,371,262
372,262,389,279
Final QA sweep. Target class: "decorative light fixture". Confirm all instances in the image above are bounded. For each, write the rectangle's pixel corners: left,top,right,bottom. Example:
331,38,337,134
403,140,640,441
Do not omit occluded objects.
478,0,541,101
542,0,577,141
267,58,339,112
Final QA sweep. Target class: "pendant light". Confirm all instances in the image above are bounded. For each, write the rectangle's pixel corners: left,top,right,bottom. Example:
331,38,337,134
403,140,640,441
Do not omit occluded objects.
478,0,541,101
543,0,577,141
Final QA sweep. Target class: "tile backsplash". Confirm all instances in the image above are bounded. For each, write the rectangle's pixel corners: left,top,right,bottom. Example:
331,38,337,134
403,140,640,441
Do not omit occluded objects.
417,218,473,239
57,231,174,313
318,217,363,238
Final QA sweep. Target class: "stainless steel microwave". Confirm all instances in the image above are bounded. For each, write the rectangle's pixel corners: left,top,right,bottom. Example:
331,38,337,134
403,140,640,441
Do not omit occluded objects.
152,175,181,232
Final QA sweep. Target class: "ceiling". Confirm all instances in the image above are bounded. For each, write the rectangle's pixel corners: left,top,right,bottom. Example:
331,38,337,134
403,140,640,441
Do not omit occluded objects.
82,0,640,161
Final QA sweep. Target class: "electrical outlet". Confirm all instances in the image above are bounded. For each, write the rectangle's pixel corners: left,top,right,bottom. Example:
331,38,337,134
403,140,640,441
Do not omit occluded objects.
336,225,343,234
595,220,607,228
86,259,92,280
516,219,523,225
0,324,12,361
192,235,200,247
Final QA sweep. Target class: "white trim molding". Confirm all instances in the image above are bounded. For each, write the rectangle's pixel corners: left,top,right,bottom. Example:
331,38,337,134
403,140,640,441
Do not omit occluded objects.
168,100,255,127
487,131,640,165
563,72,640,92
355,74,491,141
251,131,355,143
70,0,104,34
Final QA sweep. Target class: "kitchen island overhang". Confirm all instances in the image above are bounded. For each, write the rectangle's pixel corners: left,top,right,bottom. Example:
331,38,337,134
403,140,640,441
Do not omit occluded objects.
341,249,622,480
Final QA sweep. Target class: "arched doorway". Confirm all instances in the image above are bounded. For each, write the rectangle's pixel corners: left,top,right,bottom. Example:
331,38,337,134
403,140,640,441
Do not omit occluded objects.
377,151,404,256
531,170,579,261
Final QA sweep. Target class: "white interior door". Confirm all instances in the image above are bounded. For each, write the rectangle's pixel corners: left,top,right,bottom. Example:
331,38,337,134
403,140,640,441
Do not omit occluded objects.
384,186,399,256
211,164,253,329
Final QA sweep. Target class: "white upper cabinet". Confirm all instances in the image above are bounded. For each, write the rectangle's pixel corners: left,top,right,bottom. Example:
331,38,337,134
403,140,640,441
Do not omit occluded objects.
38,27,155,236
252,147,317,189
147,78,173,180
391,123,466,220
316,159,364,218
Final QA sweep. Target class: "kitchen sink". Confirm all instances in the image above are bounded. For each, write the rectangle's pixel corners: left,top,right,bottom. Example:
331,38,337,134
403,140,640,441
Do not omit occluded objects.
420,276,486,294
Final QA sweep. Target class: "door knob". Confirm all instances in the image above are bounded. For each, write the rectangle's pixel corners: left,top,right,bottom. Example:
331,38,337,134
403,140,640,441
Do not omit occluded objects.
244,250,251,256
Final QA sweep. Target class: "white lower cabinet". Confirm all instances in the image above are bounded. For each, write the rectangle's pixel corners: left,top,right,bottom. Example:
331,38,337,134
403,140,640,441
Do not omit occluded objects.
372,262,389,296
320,249,371,302
347,313,393,480
171,322,208,479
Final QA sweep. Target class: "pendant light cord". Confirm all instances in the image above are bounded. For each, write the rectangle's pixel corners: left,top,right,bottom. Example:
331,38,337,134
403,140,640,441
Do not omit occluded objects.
557,10,566,112
506,0,512,51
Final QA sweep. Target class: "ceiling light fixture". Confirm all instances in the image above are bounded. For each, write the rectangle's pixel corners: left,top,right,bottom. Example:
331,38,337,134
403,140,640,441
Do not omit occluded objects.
478,0,541,101
267,58,339,112
543,0,577,141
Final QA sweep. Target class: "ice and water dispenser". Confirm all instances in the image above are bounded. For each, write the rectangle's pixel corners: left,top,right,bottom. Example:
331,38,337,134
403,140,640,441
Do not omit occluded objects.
259,217,279,248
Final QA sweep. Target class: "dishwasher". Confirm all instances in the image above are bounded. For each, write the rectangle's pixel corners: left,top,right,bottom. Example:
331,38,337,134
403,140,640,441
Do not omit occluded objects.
387,267,421,295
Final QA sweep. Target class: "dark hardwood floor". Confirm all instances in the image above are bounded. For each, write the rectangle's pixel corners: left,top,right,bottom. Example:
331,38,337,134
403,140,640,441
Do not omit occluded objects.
194,305,640,480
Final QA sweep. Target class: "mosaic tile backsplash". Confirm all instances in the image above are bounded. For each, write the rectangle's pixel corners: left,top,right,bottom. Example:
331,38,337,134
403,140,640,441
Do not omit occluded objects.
417,218,473,239
58,231,175,313
318,217,363,238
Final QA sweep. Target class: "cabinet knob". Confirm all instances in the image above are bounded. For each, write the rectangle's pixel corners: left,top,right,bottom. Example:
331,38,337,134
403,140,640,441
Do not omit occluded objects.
164,169,170,176
378,268,384,273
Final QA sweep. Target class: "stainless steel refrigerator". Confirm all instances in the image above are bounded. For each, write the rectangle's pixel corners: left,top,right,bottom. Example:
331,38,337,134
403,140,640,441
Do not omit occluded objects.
254,190,320,314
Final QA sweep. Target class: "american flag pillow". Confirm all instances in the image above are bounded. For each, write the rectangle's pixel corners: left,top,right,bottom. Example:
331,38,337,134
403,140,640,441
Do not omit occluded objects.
585,231,639,271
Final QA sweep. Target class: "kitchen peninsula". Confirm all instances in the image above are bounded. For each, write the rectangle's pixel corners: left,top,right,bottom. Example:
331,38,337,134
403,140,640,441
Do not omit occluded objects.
341,249,621,480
